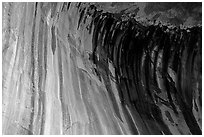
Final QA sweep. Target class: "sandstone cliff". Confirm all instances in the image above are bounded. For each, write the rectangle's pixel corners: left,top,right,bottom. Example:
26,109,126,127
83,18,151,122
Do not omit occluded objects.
2,2,202,135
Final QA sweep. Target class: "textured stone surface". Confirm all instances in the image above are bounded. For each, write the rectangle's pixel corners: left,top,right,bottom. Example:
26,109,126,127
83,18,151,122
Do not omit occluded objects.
2,2,202,135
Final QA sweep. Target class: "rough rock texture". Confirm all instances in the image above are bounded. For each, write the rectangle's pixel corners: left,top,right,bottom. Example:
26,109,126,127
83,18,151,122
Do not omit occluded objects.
2,2,202,135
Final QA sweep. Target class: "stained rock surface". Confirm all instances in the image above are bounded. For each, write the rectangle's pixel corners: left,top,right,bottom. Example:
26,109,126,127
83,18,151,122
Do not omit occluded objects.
2,2,202,135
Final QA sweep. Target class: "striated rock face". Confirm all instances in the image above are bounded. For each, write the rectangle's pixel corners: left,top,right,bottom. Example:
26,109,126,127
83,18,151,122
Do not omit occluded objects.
2,2,202,135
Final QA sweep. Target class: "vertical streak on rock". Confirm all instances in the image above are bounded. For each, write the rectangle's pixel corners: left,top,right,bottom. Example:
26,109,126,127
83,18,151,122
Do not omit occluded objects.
51,2,58,18
43,21,48,77
40,18,48,135
37,4,44,134
51,26,56,55
57,36,65,133
2,2,11,54
29,2,38,134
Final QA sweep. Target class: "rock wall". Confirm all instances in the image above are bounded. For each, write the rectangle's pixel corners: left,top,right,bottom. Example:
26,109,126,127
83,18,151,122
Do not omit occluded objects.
2,2,202,135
